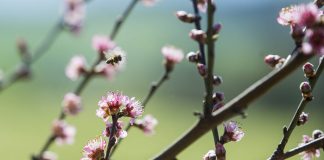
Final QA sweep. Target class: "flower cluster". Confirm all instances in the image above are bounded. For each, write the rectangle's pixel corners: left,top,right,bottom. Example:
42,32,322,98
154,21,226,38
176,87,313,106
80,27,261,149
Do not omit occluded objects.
63,0,86,34
81,136,106,160
161,45,184,72
277,3,323,56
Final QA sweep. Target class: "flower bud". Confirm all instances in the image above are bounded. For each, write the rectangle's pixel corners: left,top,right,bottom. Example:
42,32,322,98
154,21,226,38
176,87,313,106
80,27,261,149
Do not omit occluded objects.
203,150,216,160
303,62,315,78
189,29,206,43
175,11,196,23
16,38,28,55
264,54,284,68
297,112,309,126
216,143,226,160
290,25,305,45
299,81,312,99
213,75,223,86
212,23,222,35
186,51,200,63
212,102,224,112
212,92,225,104
312,130,323,139
197,63,207,77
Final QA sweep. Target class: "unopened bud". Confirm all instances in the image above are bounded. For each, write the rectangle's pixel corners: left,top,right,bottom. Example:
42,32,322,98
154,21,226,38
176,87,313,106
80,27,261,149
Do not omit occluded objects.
175,11,197,23
213,75,223,86
299,82,312,99
16,38,28,54
212,92,225,104
297,112,309,126
303,62,315,78
212,102,224,112
312,130,323,139
203,150,216,160
215,143,226,160
264,54,285,68
186,51,200,63
212,23,222,35
197,63,207,77
189,29,206,43
291,25,305,45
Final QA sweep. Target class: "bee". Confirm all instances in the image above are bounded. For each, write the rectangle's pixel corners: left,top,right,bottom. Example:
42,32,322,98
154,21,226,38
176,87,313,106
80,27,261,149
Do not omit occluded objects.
106,54,122,66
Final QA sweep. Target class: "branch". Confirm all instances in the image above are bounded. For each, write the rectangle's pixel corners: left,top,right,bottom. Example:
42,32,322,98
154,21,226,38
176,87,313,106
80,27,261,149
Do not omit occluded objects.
110,70,170,156
153,49,313,160
283,136,324,159
105,115,118,160
33,0,140,159
268,56,324,160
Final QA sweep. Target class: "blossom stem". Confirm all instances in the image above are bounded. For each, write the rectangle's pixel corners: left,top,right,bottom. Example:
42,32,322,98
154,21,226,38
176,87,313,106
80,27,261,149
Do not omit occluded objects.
105,115,118,160
33,0,140,159
110,71,170,156
153,49,313,160
282,136,324,159
191,0,206,65
268,56,324,160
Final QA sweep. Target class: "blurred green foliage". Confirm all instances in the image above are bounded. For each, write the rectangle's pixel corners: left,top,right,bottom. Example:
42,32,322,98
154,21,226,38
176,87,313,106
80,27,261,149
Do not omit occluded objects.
0,0,322,159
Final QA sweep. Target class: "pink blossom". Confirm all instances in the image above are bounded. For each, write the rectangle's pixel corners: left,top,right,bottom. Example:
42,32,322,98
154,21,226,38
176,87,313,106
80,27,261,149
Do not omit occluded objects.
302,27,324,56
52,120,76,145
96,92,127,121
221,121,244,143
92,35,116,54
122,97,143,118
134,114,158,135
203,150,216,160
81,136,106,160
62,92,82,116
295,3,321,28
141,0,158,7
103,121,127,139
299,135,320,160
94,62,117,80
197,0,208,13
41,151,57,160
277,5,298,26
189,29,206,43
161,45,184,64
65,55,87,81
63,0,86,34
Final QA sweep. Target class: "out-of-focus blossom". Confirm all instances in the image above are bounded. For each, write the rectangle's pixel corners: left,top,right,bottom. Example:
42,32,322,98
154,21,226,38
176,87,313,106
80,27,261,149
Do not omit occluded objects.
63,0,86,34
221,121,244,143
141,0,158,6
176,11,196,23
41,151,57,160
197,0,208,13
92,35,116,54
103,121,127,139
81,136,106,160
302,27,324,56
52,120,76,145
95,62,117,80
65,55,87,81
215,143,226,160
161,45,184,72
62,92,82,116
277,5,298,26
299,135,320,160
203,150,216,160
134,114,158,135
122,97,143,118
295,3,321,28
96,92,127,121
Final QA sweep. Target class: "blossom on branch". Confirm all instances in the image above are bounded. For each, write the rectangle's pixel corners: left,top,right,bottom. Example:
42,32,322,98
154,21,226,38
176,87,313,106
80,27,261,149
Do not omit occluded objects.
203,150,216,160
63,0,86,34
134,114,158,135
92,35,116,54
62,92,82,116
103,121,127,139
122,97,143,119
161,45,184,72
299,135,320,160
220,121,244,143
302,27,324,56
51,120,76,145
65,55,87,81
81,136,106,160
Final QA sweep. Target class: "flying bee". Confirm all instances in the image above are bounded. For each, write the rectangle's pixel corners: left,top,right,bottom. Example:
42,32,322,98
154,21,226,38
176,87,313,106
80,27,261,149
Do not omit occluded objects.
106,54,122,66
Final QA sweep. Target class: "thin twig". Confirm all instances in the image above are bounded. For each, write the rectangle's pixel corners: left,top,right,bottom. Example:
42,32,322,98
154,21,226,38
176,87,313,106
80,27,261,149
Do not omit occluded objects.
268,56,324,160
283,136,324,159
33,0,140,159
110,71,170,156
153,49,313,160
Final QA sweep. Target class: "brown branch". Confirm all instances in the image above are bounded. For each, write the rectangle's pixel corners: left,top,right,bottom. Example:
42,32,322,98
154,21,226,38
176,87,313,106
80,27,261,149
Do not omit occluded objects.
105,115,118,160
32,0,140,159
191,0,205,65
268,55,324,159
153,49,313,160
283,136,324,159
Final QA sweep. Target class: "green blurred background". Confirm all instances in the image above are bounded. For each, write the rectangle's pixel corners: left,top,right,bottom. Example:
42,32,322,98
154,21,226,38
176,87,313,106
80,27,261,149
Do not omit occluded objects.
0,0,323,159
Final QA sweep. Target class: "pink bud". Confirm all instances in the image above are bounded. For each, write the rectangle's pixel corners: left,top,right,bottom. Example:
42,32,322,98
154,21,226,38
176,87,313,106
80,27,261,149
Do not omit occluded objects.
264,54,281,68
189,29,206,43
299,81,312,99
303,62,315,78
197,63,207,77
212,23,222,35
212,92,225,104
186,51,200,63
297,112,309,126
213,75,223,86
312,129,323,139
175,11,196,23
216,143,226,160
